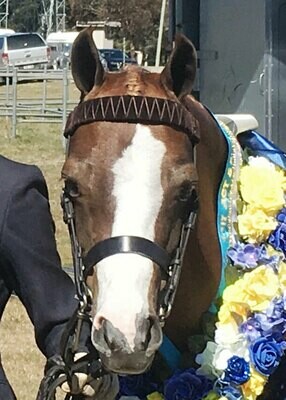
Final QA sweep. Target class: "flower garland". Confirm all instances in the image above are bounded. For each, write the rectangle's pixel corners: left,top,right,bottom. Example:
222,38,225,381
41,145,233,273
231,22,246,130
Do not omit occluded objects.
118,155,286,400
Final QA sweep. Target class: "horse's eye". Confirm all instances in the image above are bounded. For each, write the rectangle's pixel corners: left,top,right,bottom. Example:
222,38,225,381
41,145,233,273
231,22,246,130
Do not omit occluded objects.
65,179,80,198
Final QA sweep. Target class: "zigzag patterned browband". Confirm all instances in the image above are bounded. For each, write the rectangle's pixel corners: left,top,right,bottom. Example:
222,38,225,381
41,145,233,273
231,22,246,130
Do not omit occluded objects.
64,95,200,144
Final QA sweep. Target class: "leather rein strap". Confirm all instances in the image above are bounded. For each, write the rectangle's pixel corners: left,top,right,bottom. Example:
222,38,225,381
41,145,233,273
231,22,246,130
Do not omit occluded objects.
63,95,200,144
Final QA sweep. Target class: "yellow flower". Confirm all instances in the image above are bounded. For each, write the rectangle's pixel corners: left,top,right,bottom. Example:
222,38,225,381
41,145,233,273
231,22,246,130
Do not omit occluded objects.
218,297,249,325
242,368,267,400
202,392,220,400
222,266,280,312
239,157,286,213
265,244,282,256
242,266,280,311
222,279,248,304
147,392,164,400
237,206,277,242
278,261,286,290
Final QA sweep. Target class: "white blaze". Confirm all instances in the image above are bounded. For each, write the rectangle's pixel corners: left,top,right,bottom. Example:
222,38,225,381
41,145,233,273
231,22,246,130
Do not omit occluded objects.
93,124,166,349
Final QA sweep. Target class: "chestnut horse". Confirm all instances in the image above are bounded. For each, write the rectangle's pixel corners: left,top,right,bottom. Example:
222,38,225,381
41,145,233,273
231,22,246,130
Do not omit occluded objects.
61,28,283,399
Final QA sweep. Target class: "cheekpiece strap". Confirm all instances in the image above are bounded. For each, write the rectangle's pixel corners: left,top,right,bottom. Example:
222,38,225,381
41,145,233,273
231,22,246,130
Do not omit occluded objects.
64,95,199,144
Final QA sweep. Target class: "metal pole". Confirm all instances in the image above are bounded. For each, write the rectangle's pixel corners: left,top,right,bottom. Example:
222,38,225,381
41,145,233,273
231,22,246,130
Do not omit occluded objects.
155,0,167,67
11,67,17,138
56,0,66,31
42,64,47,115
5,0,8,28
5,65,9,104
123,37,126,66
48,0,55,35
62,67,68,149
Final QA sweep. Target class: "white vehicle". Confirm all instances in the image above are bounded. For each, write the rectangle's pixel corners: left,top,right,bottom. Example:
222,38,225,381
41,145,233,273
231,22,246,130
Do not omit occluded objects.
0,28,15,36
46,31,109,70
46,31,79,70
0,32,49,69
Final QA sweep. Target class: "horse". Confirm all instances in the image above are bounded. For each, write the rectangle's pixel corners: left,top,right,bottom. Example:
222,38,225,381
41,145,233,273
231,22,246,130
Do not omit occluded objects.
59,28,284,400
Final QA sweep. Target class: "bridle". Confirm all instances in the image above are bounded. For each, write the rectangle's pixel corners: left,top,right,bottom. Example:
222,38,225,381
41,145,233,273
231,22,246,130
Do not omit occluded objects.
35,95,199,400
61,94,199,348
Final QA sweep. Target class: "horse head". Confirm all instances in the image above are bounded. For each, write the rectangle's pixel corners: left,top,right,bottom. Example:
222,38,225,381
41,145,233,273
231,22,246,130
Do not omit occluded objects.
62,28,200,374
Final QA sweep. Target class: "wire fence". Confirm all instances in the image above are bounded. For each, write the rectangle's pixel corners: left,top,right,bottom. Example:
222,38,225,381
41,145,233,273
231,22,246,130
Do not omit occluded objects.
0,66,77,138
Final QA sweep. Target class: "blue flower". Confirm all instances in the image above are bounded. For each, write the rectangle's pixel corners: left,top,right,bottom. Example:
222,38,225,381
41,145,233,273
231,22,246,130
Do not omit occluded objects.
250,337,285,376
215,379,243,400
276,208,286,224
268,222,286,256
257,304,286,338
118,372,158,399
227,243,280,270
254,313,285,340
240,297,286,344
223,356,250,385
240,317,261,342
164,368,213,400
265,297,286,320
227,243,262,269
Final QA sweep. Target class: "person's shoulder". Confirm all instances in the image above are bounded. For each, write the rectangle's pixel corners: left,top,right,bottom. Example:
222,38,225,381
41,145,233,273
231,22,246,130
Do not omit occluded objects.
0,155,44,186
0,156,49,224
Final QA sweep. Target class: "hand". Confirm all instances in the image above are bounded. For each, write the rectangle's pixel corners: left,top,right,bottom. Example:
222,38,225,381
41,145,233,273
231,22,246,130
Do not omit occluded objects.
61,352,119,399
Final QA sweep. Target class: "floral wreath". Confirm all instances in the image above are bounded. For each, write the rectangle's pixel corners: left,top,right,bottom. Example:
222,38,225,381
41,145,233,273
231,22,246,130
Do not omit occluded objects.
117,154,286,400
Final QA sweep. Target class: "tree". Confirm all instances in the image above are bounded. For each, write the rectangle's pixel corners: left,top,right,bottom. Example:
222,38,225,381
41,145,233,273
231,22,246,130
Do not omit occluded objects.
69,0,166,65
7,0,168,64
68,0,102,24
106,0,167,65
9,0,42,32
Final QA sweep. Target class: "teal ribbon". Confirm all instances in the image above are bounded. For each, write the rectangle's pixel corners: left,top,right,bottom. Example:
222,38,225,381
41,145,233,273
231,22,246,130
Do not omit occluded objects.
207,112,242,305
159,334,181,372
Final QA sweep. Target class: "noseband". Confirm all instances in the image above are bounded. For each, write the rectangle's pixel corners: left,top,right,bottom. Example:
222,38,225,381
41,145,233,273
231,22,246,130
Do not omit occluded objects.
62,95,199,325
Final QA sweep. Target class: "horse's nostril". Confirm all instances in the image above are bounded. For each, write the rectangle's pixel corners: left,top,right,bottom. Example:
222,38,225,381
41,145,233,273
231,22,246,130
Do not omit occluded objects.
94,314,106,330
146,316,163,357
133,315,158,352
103,321,116,350
146,316,156,343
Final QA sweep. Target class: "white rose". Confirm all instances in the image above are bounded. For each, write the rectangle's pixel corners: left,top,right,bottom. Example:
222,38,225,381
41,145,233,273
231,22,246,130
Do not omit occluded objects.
195,341,219,379
215,322,242,346
248,156,275,170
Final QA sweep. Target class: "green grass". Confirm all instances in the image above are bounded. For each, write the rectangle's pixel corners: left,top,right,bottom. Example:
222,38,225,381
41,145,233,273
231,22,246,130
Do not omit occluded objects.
0,297,67,400
0,297,46,400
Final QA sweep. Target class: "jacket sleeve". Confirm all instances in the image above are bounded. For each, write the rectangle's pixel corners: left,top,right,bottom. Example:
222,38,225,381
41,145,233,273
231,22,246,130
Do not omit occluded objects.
0,164,78,357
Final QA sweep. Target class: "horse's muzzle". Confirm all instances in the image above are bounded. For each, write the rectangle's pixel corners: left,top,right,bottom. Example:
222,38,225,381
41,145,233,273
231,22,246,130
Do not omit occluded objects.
91,317,162,374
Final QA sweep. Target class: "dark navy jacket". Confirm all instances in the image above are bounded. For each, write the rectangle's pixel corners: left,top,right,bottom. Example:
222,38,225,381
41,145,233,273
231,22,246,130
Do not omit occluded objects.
0,156,78,398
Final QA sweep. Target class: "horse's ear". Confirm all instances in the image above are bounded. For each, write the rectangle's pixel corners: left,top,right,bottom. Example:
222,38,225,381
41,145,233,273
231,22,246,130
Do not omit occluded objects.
71,27,105,94
161,34,197,98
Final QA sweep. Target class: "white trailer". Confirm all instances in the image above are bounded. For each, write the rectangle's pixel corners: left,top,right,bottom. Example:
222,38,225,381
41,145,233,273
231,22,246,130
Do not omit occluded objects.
46,31,79,69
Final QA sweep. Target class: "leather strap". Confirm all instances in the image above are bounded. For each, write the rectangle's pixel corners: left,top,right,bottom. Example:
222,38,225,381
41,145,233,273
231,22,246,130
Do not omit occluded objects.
64,95,200,144
83,235,171,277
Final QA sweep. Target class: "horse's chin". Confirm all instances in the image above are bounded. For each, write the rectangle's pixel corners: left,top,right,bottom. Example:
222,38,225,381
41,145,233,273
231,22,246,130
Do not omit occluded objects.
99,351,155,375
